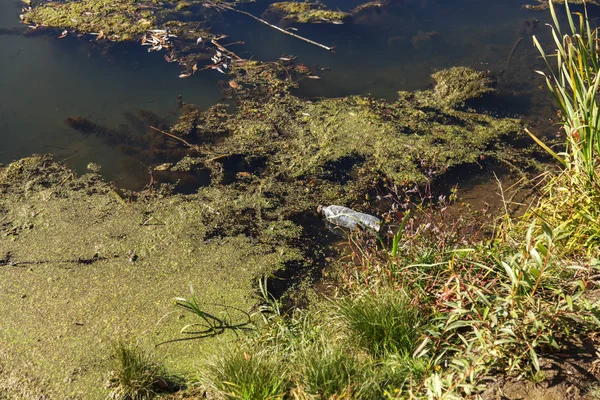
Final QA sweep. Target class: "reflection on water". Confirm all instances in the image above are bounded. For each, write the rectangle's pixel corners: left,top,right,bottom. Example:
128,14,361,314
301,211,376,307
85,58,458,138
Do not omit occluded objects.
0,1,222,187
0,0,569,188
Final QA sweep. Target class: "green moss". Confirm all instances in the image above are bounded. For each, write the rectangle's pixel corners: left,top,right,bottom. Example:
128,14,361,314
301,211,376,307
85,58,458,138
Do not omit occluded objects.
266,2,350,23
206,67,521,187
24,0,155,40
430,67,495,108
174,1,192,11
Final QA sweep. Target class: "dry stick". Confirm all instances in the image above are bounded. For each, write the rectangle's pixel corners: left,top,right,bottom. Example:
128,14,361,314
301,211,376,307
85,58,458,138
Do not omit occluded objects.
149,125,227,163
149,125,194,148
226,7,334,52
211,39,244,61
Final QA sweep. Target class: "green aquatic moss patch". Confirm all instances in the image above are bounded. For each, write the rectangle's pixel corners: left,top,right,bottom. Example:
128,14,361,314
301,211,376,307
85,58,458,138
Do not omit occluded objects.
0,156,303,398
266,2,350,23
430,67,495,108
24,0,155,40
207,67,522,187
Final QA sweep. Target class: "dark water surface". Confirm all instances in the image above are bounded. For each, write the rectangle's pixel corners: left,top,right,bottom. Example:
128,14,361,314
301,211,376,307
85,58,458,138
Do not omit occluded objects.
0,0,568,188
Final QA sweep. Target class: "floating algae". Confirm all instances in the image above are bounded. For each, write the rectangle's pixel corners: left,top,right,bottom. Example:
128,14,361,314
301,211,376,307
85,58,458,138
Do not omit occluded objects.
23,0,156,41
263,2,350,24
0,155,305,397
61,65,523,196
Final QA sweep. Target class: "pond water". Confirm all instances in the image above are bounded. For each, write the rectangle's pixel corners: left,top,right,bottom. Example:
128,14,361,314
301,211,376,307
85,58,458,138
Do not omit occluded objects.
0,0,567,189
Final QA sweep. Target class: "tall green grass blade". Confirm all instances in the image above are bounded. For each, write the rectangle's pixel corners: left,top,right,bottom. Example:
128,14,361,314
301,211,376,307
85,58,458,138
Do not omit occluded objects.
525,129,566,166
549,0,561,35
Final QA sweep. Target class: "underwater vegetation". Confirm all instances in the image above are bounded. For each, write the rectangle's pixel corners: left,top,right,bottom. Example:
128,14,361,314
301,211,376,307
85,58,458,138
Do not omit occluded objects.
62,65,523,219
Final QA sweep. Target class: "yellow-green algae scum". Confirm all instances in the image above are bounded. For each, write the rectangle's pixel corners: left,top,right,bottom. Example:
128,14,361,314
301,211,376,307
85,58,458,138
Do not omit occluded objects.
0,157,301,398
22,0,261,41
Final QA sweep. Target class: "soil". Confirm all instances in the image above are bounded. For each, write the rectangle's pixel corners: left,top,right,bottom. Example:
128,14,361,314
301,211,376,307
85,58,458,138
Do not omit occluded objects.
482,338,600,399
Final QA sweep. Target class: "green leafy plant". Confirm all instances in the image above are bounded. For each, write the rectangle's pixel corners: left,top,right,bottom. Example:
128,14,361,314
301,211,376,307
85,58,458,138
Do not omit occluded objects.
526,0,600,254
158,284,254,345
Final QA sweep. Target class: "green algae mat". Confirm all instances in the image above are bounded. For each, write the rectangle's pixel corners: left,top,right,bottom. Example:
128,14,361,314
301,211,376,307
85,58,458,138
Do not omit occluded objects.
0,156,301,398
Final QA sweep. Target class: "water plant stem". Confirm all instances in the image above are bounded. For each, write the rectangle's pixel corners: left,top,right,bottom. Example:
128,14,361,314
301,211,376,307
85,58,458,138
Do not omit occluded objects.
503,36,524,76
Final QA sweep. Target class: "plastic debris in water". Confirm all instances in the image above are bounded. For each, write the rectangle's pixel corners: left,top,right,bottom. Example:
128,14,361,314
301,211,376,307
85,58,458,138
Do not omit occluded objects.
317,205,381,232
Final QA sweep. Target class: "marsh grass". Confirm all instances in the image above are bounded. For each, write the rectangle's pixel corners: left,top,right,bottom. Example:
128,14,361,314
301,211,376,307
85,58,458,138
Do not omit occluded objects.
338,290,424,358
528,0,600,253
532,0,600,182
108,340,172,400
298,338,361,398
205,348,289,400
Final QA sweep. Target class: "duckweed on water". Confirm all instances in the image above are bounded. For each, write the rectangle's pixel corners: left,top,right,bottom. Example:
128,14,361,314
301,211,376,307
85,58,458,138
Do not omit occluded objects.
62,65,524,216
203,66,522,187
23,0,349,44
0,155,303,398
24,0,155,40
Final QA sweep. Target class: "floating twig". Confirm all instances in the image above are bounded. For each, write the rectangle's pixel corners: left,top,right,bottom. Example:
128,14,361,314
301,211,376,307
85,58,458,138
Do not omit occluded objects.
224,7,334,52
211,39,244,61
149,125,195,148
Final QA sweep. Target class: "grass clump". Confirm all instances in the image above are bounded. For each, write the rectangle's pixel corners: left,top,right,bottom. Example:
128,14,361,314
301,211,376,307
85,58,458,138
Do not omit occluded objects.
526,0,600,253
298,338,361,398
338,290,424,357
107,340,173,400
204,348,289,400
